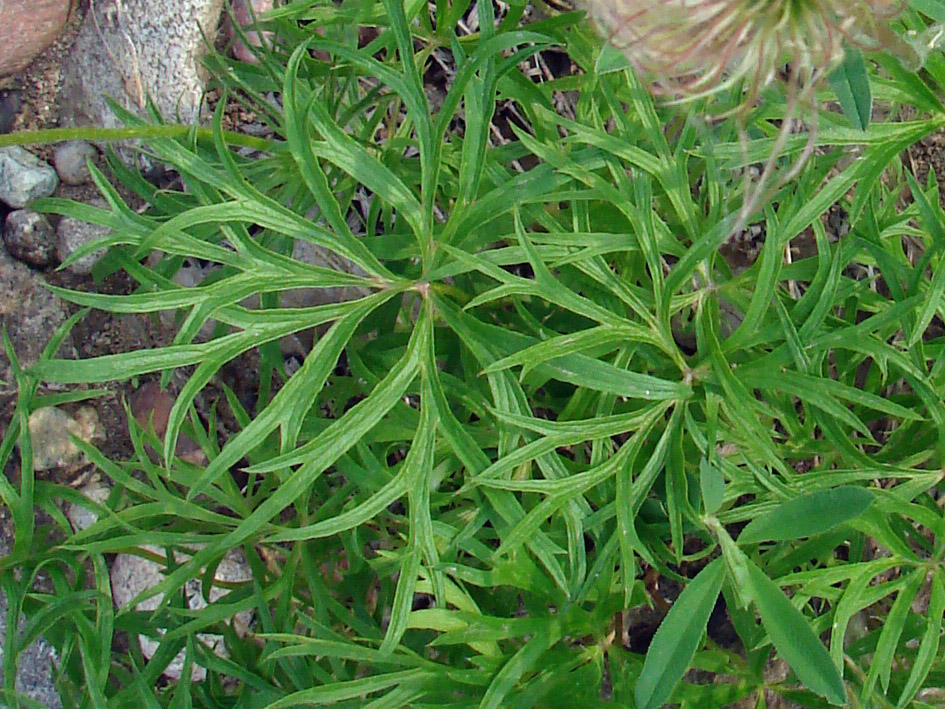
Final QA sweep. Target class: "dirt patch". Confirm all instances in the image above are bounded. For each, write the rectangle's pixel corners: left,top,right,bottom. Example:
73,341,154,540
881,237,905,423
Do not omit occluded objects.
905,126,945,201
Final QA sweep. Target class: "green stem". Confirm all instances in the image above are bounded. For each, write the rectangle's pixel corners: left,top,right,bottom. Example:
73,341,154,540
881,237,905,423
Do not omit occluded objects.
0,124,276,152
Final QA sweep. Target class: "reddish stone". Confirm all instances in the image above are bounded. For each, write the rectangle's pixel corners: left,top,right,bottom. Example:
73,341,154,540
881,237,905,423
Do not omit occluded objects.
0,0,73,76
130,381,208,465
225,0,273,64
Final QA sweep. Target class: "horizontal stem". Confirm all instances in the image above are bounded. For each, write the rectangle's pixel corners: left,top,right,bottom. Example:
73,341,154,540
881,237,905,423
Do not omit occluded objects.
0,124,276,152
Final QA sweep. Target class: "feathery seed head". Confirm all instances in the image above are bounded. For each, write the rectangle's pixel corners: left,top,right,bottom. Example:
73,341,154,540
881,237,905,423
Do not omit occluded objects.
586,0,901,104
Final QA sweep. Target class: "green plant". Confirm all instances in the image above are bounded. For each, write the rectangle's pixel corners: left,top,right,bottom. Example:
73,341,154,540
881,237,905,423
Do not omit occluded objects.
3,0,945,706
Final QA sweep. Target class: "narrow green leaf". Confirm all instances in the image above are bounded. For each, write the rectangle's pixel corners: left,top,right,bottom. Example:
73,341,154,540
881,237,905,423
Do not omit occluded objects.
185,293,390,499
382,549,422,655
829,568,877,671
904,169,945,347
897,568,945,708
265,470,408,543
480,629,557,709
635,559,725,709
266,669,429,708
122,303,427,613
863,568,924,699
383,366,441,651
738,487,874,544
714,523,753,610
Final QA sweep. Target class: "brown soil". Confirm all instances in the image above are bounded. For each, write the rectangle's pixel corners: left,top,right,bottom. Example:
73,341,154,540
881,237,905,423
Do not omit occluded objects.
905,127,945,199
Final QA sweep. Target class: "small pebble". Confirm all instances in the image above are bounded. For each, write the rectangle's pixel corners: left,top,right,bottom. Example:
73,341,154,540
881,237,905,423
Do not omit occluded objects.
3,210,57,267
130,381,174,438
66,476,111,532
0,146,58,209
25,405,106,472
56,200,111,275
52,141,98,186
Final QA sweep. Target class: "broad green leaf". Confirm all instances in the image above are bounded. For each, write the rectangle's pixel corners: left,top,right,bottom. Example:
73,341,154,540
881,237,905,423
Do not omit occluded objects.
699,458,725,516
635,559,725,709
828,47,872,131
745,561,847,705
912,0,945,24
738,487,875,544
595,44,633,75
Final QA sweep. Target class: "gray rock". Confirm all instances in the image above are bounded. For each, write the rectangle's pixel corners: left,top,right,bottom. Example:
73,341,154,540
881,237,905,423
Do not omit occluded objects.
56,200,111,275
0,528,62,709
0,242,74,390
3,210,57,267
0,590,62,709
0,147,58,209
58,0,225,165
52,141,98,186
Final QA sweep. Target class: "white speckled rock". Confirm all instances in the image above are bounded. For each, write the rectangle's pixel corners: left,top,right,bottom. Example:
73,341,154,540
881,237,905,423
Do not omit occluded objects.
56,198,111,275
110,547,254,681
58,0,225,164
0,146,58,208
53,140,98,185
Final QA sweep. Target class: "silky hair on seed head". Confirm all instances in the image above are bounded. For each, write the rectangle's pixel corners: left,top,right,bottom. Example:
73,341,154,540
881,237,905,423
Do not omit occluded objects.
584,0,903,106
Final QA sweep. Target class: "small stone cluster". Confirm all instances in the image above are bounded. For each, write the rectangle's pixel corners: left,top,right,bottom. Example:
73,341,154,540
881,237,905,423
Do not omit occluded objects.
1,142,104,272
